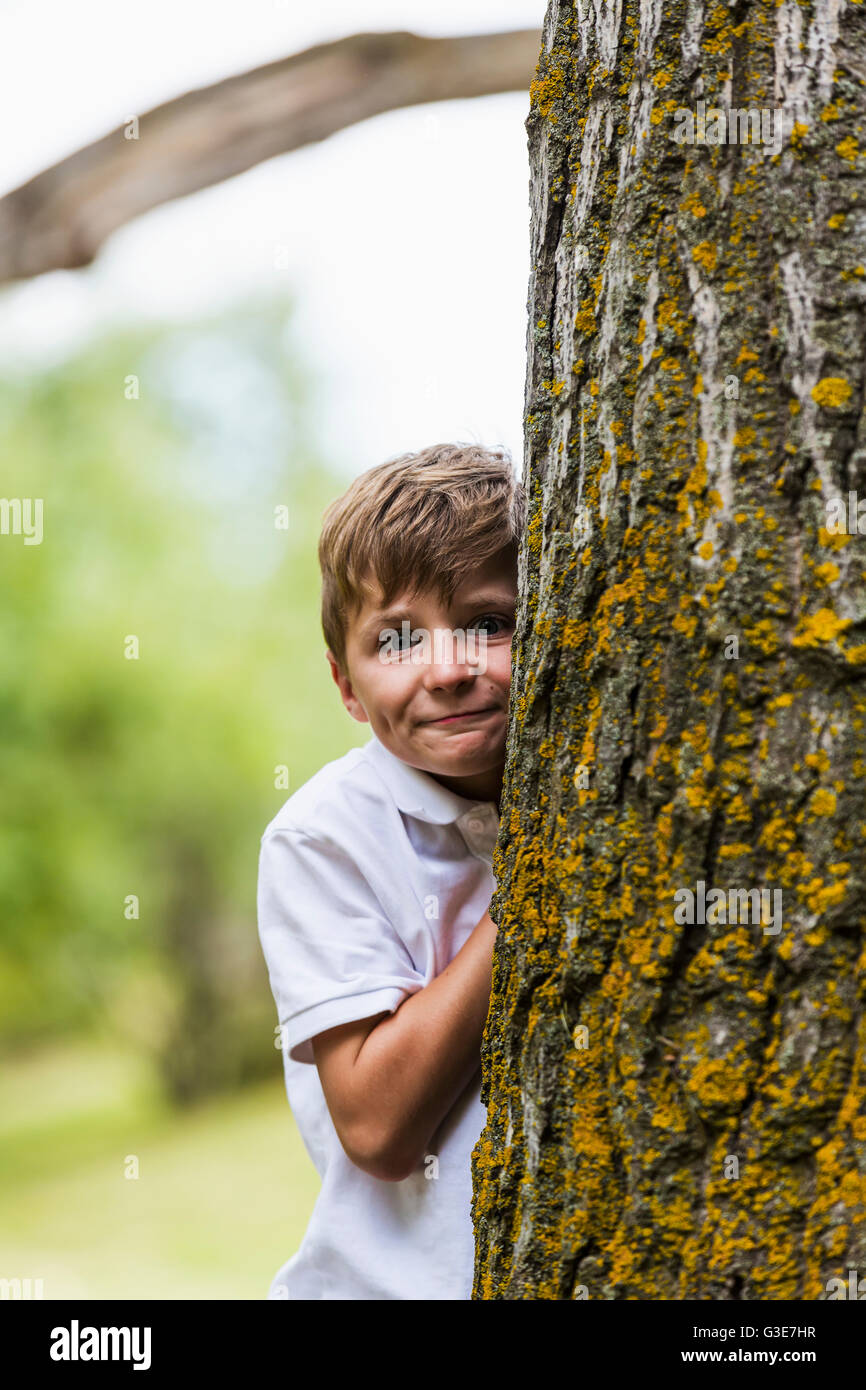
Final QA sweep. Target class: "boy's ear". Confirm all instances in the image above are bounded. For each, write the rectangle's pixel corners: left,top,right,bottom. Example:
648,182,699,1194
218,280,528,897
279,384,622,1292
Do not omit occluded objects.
326,650,369,724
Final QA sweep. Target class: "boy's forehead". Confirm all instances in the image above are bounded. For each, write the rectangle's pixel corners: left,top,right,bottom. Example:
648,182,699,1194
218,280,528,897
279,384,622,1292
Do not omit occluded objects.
355,551,516,618
459,548,518,593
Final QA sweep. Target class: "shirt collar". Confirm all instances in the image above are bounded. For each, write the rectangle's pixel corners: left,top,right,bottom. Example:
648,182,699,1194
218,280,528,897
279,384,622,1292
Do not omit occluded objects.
363,734,498,825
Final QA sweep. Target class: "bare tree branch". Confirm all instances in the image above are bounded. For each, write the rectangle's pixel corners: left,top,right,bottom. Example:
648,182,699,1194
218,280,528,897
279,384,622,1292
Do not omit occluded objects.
0,28,540,286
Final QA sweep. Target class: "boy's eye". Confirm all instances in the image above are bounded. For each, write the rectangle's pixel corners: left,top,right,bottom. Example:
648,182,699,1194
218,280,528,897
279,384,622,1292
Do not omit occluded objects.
468,614,513,637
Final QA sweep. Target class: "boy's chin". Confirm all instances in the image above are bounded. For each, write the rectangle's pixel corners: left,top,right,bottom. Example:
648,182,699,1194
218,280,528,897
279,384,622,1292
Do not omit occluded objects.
421,733,506,777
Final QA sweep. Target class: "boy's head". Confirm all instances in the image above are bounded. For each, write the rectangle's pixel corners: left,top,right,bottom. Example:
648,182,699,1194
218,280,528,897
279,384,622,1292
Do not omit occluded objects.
318,443,525,803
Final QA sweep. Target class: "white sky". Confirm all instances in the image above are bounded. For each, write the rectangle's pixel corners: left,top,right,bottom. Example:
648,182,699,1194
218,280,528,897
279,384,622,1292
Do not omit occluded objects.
0,0,545,476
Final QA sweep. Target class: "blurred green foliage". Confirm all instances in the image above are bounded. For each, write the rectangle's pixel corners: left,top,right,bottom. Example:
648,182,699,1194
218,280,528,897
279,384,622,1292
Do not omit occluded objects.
0,294,366,1102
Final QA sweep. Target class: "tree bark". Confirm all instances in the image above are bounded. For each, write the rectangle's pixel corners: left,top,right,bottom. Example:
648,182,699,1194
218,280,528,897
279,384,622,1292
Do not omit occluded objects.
473,0,866,1300
0,28,539,285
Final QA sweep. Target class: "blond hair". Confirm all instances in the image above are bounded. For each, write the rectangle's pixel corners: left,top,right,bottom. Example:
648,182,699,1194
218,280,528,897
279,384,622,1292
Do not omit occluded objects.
318,442,524,668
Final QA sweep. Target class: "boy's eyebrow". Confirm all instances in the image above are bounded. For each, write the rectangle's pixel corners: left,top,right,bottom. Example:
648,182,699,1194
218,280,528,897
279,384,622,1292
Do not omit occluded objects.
359,609,412,638
360,590,517,637
452,589,517,611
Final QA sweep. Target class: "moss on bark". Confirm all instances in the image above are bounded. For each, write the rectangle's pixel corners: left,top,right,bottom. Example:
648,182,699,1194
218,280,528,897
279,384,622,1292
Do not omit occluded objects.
472,0,866,1299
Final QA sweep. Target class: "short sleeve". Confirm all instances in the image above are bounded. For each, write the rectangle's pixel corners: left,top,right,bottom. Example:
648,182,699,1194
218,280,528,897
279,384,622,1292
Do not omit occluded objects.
257,827,425,1064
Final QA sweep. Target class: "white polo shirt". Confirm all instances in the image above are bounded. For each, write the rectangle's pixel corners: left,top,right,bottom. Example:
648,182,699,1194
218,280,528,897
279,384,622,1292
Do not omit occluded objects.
256,733,499,1301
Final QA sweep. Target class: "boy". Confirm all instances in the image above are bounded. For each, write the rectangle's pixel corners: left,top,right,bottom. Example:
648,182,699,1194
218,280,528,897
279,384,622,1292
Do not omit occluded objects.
256,442,524,1299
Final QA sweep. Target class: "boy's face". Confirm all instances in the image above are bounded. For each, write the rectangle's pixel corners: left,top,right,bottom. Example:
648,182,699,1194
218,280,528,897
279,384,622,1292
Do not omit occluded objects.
327,548,517,805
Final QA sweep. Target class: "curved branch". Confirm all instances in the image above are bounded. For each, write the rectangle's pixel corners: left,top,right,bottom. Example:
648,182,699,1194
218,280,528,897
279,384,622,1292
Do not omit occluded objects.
0,28,540,285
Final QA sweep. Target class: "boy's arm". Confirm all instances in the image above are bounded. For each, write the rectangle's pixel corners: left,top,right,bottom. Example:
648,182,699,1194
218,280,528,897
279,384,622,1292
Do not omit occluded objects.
311,907,498,1182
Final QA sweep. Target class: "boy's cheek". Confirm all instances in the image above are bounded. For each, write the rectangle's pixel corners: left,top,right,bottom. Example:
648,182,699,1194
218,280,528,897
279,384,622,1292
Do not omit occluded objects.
493,649,515,691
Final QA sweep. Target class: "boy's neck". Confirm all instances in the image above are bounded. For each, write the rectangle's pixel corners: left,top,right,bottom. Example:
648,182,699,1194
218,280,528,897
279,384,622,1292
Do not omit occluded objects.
428,762,503,810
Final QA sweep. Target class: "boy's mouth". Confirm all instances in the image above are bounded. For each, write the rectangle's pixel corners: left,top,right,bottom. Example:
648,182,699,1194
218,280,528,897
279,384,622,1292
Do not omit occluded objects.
421,706,499,725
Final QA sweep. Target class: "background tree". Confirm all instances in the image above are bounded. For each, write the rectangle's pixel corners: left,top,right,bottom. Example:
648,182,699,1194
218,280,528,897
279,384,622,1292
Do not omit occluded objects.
0,297,360,1103
473,0,866,1299
0,28,539,283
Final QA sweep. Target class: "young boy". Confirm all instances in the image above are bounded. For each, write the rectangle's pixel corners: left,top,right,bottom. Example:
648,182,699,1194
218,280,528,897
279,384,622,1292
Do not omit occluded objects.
256,442,524,1300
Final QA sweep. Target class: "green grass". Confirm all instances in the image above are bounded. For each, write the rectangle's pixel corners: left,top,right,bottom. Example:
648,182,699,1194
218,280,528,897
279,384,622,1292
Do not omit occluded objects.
0,1036,321,1299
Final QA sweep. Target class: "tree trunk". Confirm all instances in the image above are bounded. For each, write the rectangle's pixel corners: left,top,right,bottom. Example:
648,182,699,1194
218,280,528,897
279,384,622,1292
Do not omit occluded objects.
473,0,866,1300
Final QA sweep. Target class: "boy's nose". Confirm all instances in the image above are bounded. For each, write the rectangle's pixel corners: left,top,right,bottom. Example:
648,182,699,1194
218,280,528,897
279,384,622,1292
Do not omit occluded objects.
419,629,483,689
423,661,477,692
